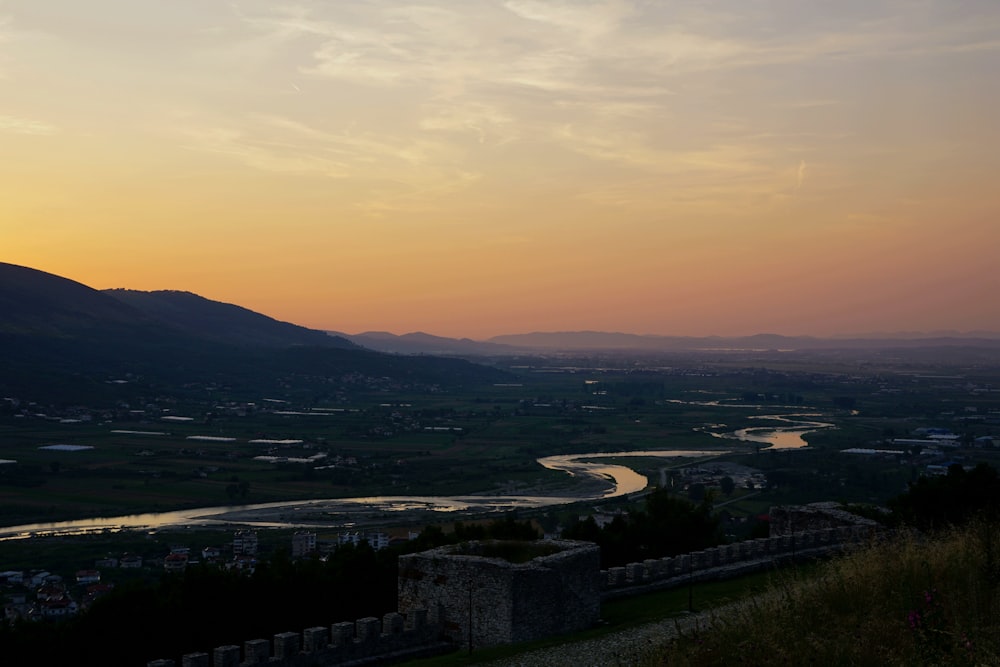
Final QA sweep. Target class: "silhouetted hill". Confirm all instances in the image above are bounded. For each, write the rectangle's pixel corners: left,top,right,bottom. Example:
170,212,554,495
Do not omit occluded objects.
107,289,355,349
0,262,354,349
0,263,505,402
0,262,154,336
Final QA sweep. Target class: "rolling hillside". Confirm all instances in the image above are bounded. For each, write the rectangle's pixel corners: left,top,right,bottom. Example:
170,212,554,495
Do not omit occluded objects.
0,262,505,402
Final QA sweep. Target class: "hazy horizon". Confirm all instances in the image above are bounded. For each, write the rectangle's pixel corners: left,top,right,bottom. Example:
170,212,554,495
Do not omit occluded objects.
4,1,998,339
339,325,1000,341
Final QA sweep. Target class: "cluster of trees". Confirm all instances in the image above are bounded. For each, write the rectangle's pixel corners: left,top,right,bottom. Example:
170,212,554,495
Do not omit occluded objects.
890,462,1000,530
450,516,541,542
0,517,541,666
0,542,396,666
561,488,721,568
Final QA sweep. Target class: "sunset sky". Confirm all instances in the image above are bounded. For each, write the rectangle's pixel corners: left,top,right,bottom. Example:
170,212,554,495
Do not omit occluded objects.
3,1,998,338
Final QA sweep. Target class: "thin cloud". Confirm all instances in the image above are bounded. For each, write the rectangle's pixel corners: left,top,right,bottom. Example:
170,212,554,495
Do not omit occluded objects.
353,170,483,218
502,0,633,42
419,101,517,146
782,99,842,109
177,125,352,179
175,111,481,215
180,112,461,172
0,114,55,135
552,123,766,175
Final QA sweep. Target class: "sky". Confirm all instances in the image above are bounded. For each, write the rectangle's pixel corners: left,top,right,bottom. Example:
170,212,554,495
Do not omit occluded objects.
2,1,999,339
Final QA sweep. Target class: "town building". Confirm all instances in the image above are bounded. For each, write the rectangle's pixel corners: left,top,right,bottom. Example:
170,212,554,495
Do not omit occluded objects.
75,570,101,585
164,553,188,573
291,532,317,559
233,530,258,556
119,554,143,569
338,531,391,550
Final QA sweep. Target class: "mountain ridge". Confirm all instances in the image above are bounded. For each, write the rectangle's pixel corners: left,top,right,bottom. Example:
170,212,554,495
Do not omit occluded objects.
0,262,504,401
5,261,999,360
341,329,1000,356
105,288,356,349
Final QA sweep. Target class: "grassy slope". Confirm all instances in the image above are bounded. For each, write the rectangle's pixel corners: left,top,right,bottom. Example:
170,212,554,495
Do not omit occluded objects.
655,522,1000,666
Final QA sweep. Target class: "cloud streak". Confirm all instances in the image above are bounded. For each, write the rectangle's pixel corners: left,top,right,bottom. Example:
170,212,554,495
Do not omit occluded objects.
0,114,55,135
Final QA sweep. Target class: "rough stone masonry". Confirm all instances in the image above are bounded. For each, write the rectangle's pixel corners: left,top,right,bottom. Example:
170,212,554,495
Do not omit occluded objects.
397,539,601,649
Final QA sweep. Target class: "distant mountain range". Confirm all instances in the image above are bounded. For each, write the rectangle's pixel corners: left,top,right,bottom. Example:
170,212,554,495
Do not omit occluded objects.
340,329,1000,356
0,262,503,401
3,260,998,404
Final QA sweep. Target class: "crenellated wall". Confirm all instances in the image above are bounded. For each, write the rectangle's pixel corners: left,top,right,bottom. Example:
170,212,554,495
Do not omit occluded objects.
145,608,451,667
769,502,882,536
600,524,879,600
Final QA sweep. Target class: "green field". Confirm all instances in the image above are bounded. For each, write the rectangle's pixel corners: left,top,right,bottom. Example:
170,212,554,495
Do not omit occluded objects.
2,352,998,535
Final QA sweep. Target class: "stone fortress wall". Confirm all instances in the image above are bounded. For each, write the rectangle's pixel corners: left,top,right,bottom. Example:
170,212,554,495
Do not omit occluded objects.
145,608,449,667
603,502,882,600
397,539,601,649
601,524,876,601
147,505,880,667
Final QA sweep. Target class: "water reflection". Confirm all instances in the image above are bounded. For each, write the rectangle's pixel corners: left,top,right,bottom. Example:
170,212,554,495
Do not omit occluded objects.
730,413,833,449
537,450,716,497
0,450,714,541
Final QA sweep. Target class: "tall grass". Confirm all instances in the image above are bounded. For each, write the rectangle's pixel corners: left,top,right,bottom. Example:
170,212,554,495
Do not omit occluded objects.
654,520,1000,666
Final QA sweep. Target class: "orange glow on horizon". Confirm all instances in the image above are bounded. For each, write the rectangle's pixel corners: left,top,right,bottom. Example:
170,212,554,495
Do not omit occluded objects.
3,1,998,338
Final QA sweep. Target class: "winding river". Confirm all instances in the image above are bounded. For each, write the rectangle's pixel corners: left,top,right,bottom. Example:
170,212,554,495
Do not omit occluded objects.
668,399,834,450
729,413,833,449
0,450,714,541
0,410,833,541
